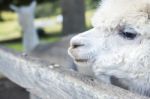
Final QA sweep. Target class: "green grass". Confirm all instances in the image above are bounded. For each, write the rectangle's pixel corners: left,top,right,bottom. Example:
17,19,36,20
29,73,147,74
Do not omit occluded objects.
1,11,17,21
0,21,21,41
3,42,23,52
2,37,60,52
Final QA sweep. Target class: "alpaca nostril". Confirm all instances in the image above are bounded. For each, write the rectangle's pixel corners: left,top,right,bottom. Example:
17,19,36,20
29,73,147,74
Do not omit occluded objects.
72,43,84,49
72,44,84,48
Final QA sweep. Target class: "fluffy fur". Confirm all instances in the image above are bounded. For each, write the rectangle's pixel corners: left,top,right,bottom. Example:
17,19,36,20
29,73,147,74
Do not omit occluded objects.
68,0,150,97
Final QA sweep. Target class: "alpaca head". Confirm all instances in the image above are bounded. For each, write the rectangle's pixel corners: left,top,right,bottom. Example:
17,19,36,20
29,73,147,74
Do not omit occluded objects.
10,1,36,29
68,0,150,84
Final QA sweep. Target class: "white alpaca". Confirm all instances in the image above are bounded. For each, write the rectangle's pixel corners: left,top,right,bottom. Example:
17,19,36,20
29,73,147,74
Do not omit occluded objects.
10,1,39,53
69,0,150,96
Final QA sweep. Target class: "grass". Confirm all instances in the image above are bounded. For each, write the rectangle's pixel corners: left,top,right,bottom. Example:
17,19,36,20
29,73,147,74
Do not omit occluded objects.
2,37,60,52
0,10,94,51
1,11,17,21
3,42,23,52
0,21,21,41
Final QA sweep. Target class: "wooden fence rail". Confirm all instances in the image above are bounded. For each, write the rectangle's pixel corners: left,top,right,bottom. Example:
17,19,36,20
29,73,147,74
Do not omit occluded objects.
0,46,149,99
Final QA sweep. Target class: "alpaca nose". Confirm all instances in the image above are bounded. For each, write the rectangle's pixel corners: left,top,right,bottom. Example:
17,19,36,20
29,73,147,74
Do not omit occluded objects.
70,37,85,49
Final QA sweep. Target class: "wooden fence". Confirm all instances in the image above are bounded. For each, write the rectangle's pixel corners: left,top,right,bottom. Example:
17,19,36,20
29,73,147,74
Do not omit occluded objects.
0,46,149,99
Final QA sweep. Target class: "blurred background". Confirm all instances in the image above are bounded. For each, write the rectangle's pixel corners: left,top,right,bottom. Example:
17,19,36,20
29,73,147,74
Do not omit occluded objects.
0,0,100,99
0,0,99,51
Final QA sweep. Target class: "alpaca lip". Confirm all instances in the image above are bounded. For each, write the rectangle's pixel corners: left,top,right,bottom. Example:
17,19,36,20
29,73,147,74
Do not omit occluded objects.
75,59,88,63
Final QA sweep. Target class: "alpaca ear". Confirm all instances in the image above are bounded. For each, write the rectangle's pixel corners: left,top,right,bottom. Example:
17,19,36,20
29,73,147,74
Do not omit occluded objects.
10,5,19,12
30,1,36,10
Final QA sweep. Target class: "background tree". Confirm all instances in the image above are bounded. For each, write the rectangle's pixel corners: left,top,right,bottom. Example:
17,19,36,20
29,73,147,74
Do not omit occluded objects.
61,0,86,34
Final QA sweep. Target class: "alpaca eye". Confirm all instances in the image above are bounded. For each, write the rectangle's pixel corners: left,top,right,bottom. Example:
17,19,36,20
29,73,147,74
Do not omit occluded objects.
119,32,137,39
119,28,137,40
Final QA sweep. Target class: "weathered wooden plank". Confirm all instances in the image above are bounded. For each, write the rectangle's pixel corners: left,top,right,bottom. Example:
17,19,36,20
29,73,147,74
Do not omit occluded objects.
0,46,149,99
30,94,42,99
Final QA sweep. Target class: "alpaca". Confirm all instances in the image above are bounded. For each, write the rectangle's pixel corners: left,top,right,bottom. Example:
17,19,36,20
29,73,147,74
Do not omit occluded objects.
10,1,76,70
68,0,150,97
10,1,39,53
